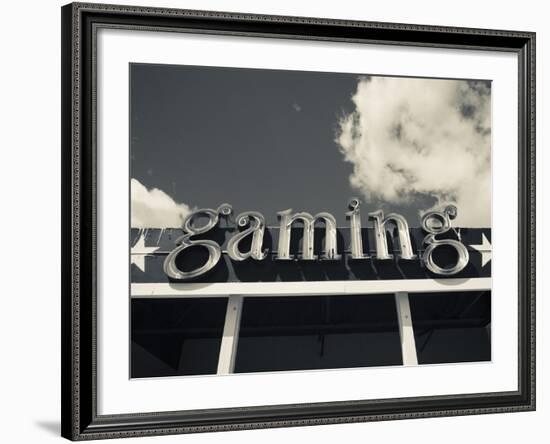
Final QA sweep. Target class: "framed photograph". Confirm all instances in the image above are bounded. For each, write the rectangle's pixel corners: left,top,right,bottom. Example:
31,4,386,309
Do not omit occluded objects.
61,2,535,440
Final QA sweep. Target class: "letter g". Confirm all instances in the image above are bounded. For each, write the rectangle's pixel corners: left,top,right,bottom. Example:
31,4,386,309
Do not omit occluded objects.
163,204,232,280
421,205,469,276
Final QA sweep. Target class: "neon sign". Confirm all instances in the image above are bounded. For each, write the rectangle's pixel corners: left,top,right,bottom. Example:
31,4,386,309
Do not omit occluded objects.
163,199,470,280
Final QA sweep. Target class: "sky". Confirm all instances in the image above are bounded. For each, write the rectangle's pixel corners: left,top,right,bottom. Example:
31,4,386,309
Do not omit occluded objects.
130,63,491,228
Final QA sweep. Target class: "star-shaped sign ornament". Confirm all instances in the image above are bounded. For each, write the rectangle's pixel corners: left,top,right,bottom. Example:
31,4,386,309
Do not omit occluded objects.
469,233,492,268
131,232,159,272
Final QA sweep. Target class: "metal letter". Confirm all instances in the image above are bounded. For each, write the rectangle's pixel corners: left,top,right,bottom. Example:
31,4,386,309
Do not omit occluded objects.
163,203,232,280
368,210,416,260
421,205,469,275
275,209,341,261
346,197,370,259
227,212,268,261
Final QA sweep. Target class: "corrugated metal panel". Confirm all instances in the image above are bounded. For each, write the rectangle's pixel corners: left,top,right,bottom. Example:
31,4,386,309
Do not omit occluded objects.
130,227,491,284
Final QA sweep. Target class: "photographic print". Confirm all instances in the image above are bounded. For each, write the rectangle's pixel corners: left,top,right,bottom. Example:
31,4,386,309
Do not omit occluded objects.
129,64,492,378
62,4,535,439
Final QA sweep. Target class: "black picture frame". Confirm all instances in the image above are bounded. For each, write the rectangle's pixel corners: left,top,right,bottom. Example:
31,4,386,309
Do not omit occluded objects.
61,2,536,440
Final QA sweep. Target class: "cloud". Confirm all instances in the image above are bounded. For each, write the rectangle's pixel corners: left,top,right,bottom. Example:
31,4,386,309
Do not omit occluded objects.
336,76,491,227
131,178,192,228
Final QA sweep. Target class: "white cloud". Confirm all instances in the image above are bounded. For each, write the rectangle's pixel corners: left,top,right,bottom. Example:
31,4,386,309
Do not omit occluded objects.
131,178,192,228
336,76,491,227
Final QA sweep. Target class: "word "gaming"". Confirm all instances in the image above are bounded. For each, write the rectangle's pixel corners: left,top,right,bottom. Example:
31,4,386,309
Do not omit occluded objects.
162,198,470,281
